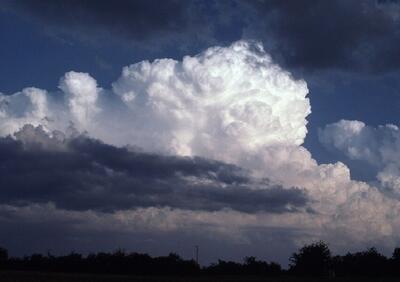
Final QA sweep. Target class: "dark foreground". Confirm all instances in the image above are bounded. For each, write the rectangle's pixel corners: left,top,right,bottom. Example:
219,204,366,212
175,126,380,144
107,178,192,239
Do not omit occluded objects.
4,242,400,279
1,271,400,282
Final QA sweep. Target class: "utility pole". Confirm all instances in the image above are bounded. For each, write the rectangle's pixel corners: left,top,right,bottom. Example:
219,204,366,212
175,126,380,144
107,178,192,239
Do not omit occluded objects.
195,245,199,265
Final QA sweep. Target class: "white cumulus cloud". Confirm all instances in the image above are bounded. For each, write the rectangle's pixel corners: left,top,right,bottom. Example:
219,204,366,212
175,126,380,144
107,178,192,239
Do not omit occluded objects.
319,119,400,195
0,87,49,136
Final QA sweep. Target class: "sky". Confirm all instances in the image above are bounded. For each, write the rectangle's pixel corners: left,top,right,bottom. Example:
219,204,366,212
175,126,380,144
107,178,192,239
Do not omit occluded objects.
1,0,400,265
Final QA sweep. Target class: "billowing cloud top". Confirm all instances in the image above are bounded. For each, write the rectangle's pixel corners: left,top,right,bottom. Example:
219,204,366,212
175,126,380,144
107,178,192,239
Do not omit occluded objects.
112,41,310,157
59,71,101,129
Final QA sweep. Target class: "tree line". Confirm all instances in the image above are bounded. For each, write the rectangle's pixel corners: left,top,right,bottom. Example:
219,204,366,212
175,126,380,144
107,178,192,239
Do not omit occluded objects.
2,242,400,277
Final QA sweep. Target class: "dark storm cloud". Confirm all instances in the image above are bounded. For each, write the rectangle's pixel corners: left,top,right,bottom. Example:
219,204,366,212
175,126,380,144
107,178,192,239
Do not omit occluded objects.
5,0,400,73
243,0,400,73
1,0,215,47
0,125,308,214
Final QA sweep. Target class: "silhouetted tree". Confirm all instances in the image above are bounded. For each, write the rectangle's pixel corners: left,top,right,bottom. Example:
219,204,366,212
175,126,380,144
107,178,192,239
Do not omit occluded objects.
243,256,282,275
0,246,8,269
205,259,243,275
0,247,7,260
393,247,400,261
332,247,388,277
289,241,331,276
390,247,400,275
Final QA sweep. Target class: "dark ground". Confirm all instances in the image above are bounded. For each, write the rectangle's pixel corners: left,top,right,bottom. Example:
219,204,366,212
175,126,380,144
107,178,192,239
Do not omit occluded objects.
1,271,400,282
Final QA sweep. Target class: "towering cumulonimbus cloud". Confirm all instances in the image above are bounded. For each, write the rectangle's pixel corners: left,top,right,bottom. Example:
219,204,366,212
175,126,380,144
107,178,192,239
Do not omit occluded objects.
1,40,400,257
112,41,310,158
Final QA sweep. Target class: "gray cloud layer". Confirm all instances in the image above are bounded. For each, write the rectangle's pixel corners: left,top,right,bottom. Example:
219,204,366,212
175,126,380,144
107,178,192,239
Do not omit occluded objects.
0,125,308,214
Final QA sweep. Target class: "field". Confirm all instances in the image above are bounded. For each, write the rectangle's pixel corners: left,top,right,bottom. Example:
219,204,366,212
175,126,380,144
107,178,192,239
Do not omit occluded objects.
1,271,400,282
